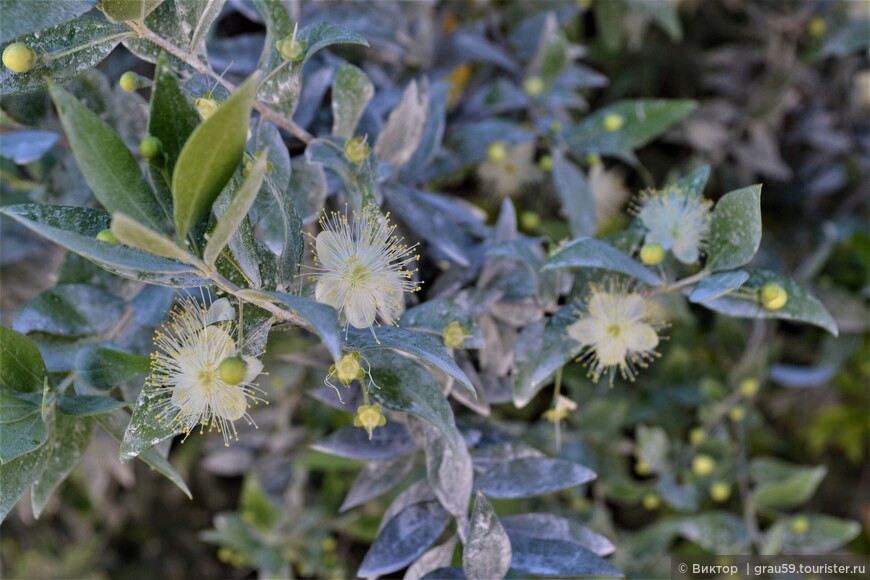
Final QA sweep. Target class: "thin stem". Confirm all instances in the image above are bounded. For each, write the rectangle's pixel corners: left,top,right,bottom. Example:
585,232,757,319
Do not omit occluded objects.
652,270,709,296
130,22,313,144
553,368,563,453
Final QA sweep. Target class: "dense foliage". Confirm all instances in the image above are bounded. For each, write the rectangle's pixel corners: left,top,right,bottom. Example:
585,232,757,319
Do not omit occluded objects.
0,1,867,578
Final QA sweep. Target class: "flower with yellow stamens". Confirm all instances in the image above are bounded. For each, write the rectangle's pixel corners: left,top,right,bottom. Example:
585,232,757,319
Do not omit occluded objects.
148,297,266,446
477,141,542,198
567,281,662,385
633,185,713,265
310,207,420,333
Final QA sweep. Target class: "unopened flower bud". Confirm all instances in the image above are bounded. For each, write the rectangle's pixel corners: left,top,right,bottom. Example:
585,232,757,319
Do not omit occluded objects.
642,492,659,510
603,113,625,132
486,141,507,163
276,36,306,62
791,516,810,534
739,378,760,398
344,136,370,164
524,76,545,97
538,155,553,171
96,229,118,244
139,136,162,160
692,454,715,476
219,356,248,385
195,97,220,120
442,321,467,349
709,481,731,503
119,71,141,92
3,42,35,73
760,282,788,310
640,243,666,266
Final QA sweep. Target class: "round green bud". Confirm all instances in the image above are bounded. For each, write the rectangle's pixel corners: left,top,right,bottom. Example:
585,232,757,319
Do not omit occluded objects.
520,211,541,231
524,76,545,97
139,136,162,160
692,454,716,476
642,492,660,510
689,428,706,446
119,71,139,92
586,153,601,166
739,377,760,398
603,113,625,132
791,516,810,534
728,405,746,422
486,141,507,163
635,460,651,476
538,154,553,171
96,229,118,244
344,137,370,164
550,120,562,134
3,42,35,74
640,243,666,266
709,481,731,503
276,37,306,62
760,282,788,310
219,356,248,385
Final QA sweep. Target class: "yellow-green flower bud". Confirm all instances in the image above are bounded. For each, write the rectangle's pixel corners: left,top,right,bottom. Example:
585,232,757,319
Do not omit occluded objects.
709,481,731,503
139,136,162,160
807,16,826,38
195,97,220,120
760,282,788,310
486,141,507,163
96,229,118,244
642,492,660,510
603,113,625,132
354,404,386,439
524,76,545,97
739,377,760,398
692,454,715,476
520,211,541,231
276,36,306,62
219,356,248,385
550,120,562,134
335,352,362,384
635,460,651,476
538,154,553,171
344,136,370,164
791,516,810,534
689,427,706,446
640,243,666,266
119,71,140,92
586,153,601,166
3,42,35,74
442,321,467,349
728,405,746,422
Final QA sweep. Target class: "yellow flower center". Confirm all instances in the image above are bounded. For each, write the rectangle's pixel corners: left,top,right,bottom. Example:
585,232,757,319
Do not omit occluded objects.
607,324,622,338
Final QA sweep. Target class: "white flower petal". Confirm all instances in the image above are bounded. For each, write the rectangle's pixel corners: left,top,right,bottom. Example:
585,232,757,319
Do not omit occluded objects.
625,323,659,353
242,355,264,383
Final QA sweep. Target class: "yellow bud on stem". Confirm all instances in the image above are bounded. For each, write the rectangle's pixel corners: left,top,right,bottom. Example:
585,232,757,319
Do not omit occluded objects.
3,42,35,73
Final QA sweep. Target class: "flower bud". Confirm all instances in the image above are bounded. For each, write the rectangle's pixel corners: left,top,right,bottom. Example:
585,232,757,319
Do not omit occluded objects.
219,356,248,385
635,460,651,476
791,516,810,534
709,481,731,502
739,377,760,398
354,404,386,439
486,141,507,163
96,229,118,244
276,36,306,62
442,321,467,349
603,113,625,132
760,282,788,310
642,492,659,510
689,427,706,446
586,153,601,166
520,211,541,231
119,71,140,92
344,136,370,164
139,136,162,160
640,243,666,266
3,42,35,73
807,17,826,38
692,454,715,476
538,154,553,171
523,76,545,97
195,97,220,120
728,405,746,422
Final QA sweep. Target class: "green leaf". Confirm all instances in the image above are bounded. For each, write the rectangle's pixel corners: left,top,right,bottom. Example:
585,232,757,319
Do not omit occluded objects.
689,271,750,303
0,326,47,393
205,153,268,266
111,213,197,263
99,0,164,22
119,382,181,461
477,457,596,499
543,237,662,286
374,79,429,169
399,298,483,349
121,1,185,64
700,270,838,336
0,391,41,422
148,52,201,176
464,492,512,580
174,0,225,52
298,22,368,61
410,419,471,521
58,395,130,416
49,83,164,231
31,414,93,517
305,137,378,212
674,164,711,197
0,411,48,463
567,99,697,160
706,185,763,272
0,0,95,44
500,514,615,556
367,351,457,447
172,74,258,239
509,538,621,577
265,292,342,361
1,204,209,287
339,455,416,512
551,151,597,238
96,410,191,498
765,515,860,555
263,172,303,291
344,326,476,396
0,16,131,95
212,174,263,288
0,437,50,522
679,512,750,554
332,64,374,139
74,346,150,391
286,155,326,224
13,284,125,336
750,458,827,510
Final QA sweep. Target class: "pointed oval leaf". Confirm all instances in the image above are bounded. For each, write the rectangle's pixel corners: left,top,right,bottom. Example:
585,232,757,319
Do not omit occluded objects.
375,79,429,169
49,84,164,230
340,454,416,512
552,152,597,238
311,422,415,461
464,492,512,580
31,414,92,517
706,185,762,272
500,513,615,556
0,412,48,463
509,537,622,577
119,383,181,461
74,346,150,391
543,237,662,286
0,0,95,44
410,419,472,521
332,64,374,139
0,435,50,522
265,292,342,361
13,284,125,336
0,326,47,393
148,52,201,175
405,537,458,580
58,395,131,416
1,204,209,287
99,0,163,22
689,271,750,303
766,515,860,555
477,457,596,499
172,74,258,238
111,213,198,263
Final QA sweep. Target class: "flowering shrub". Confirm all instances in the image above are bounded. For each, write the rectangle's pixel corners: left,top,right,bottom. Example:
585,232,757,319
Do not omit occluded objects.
1,1,866,577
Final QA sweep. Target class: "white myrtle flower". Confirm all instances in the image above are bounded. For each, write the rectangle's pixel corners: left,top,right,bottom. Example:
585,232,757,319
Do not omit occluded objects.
148,297,265,446
634,185,713,264
311,207,420,334
567,282,662,385
588,162,630,228
477,141,543,198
